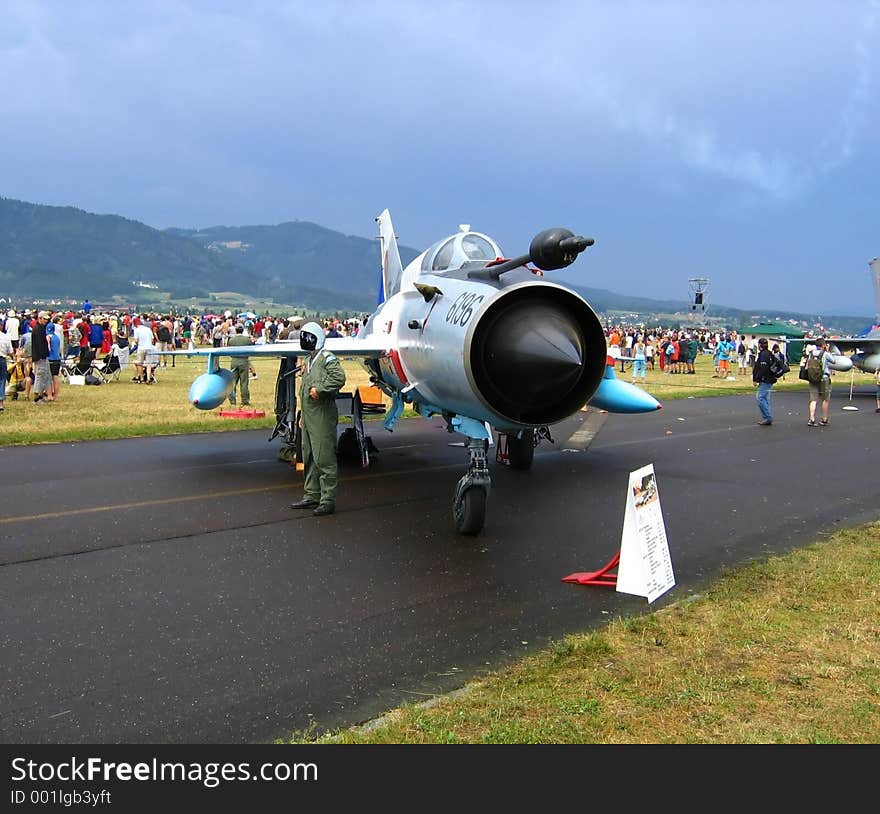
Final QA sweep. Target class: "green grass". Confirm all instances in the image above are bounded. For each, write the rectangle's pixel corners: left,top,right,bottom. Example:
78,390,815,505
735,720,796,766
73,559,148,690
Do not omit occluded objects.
0,353,379,446
3,350,870,447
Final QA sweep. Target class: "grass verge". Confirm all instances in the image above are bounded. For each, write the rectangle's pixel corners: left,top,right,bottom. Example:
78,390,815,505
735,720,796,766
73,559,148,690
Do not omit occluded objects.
2,351,872,446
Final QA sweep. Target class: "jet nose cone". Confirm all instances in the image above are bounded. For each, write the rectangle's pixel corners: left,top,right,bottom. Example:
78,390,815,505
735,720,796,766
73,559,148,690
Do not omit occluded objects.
482,302,585,405
502,321,584,372
469,290,608,425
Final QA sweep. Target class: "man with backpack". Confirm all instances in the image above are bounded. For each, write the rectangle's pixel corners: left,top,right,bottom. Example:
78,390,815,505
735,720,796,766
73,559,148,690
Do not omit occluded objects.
804,337,835,427
752,337,777,425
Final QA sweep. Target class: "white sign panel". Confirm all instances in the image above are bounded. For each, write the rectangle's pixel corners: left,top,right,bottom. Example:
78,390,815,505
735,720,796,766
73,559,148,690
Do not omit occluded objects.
616,464,675,603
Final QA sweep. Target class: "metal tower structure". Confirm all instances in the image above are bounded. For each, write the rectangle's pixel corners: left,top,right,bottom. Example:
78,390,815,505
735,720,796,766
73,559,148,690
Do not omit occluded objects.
688,277,709,318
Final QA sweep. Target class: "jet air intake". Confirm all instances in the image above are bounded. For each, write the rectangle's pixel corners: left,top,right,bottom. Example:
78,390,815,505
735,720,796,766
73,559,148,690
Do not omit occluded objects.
467,285,606,425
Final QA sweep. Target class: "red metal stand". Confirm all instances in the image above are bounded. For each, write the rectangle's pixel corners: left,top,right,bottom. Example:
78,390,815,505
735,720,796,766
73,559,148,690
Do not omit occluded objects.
495,432,509,464
562,551,620,587
219,408,266,419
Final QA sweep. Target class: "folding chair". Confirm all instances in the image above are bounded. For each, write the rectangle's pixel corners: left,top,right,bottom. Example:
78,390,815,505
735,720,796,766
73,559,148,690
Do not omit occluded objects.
105,353,123,382
92,350,125,383
88,359,112,384
145,348,159,383
60,357,76,382
116,345,131,380
63,354,93,381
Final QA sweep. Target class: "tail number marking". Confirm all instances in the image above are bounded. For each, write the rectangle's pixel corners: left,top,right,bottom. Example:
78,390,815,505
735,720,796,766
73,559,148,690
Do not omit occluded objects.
446,293,484,327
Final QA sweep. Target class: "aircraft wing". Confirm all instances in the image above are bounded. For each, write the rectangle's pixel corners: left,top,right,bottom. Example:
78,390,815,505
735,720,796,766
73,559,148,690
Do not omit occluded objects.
168,336,392,359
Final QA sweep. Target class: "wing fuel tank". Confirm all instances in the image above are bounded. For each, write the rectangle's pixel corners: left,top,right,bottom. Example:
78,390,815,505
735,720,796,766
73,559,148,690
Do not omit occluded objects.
829,353,854,372
589,362,663,413
189,369,236,410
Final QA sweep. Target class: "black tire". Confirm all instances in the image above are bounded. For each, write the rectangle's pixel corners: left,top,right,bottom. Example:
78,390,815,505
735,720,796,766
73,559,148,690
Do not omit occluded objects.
507,429,535,470
336,427,361,463
453,487,487,536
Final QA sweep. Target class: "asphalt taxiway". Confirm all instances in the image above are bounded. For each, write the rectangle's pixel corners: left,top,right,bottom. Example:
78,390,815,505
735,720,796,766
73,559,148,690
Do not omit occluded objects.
1,388,878,743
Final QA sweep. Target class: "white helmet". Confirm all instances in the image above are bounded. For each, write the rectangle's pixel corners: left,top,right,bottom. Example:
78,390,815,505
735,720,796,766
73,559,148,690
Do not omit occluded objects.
299,321,325,352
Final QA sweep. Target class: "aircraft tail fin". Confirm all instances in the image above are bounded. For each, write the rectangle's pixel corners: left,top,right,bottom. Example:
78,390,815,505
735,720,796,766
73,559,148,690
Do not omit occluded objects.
376,209,404,305
871,258,880,327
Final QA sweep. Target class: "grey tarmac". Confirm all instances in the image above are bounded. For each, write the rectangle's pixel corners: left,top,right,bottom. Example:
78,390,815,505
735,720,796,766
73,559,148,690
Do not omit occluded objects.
1,388,877,743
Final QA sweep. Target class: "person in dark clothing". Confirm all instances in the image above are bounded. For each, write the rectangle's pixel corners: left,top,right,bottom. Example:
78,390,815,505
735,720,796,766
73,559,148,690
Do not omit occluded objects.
89,319,105,356
752,337,775,425
225,325,252,406
31,311,53,403
77,316,93,369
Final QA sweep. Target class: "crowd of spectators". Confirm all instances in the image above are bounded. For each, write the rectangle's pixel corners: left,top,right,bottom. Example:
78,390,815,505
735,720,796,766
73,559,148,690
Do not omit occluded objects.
0,304,368,406
0,307,807,411
602,324,768,381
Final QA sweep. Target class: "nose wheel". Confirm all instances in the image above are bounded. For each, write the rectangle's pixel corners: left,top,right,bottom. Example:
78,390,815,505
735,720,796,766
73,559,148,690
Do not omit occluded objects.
453,485,487,536
452,437,491,536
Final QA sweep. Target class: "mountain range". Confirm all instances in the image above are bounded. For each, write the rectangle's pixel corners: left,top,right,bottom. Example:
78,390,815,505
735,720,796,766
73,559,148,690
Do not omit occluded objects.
0,196,408,312
0,196,870,333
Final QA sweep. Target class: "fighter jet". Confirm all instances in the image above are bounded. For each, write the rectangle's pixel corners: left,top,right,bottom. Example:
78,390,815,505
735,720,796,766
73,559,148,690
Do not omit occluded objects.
789,258,880,375
818,329,880,374
181,210,661,535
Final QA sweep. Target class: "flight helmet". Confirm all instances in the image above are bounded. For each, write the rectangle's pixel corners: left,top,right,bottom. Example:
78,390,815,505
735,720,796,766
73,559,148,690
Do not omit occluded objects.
299,321,325,352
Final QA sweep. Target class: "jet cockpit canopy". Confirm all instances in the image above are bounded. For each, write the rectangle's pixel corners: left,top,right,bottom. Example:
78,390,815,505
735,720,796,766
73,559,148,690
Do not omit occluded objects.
420,227,502,274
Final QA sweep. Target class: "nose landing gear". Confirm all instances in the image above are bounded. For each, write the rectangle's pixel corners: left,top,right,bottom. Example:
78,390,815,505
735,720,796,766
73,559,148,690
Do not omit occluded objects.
452,437,491,535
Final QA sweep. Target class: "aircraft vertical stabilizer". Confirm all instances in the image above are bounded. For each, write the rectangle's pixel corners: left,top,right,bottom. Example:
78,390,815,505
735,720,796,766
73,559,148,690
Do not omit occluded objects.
871,257,880,327
376,209,404,305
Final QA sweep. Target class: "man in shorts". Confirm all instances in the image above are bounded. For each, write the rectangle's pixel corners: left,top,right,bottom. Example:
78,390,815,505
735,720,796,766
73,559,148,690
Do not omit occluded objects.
132,315,158,384
806,338,835,427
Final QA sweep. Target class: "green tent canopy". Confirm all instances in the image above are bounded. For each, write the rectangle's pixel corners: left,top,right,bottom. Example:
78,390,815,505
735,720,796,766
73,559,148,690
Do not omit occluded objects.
742,322,807,363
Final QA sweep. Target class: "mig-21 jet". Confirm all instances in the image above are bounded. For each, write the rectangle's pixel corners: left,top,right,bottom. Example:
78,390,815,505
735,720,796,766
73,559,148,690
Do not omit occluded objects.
177,210,661,535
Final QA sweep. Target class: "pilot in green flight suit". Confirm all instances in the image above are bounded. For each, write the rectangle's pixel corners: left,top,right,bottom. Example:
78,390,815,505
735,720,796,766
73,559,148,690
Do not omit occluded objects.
226,325,252,405
289,322,346,516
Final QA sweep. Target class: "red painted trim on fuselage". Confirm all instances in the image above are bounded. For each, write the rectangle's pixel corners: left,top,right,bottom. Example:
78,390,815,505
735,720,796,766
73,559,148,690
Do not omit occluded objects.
389,349,409,386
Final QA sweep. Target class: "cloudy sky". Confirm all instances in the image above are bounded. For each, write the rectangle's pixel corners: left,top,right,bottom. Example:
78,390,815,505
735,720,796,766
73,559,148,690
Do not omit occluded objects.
3,1,878,316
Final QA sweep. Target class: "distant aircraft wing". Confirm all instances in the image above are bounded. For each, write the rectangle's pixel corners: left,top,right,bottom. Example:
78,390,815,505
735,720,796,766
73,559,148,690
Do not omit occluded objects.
823,337,880,351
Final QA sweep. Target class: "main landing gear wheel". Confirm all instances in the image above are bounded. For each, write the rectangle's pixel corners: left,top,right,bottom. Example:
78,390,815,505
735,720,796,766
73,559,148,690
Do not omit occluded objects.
506,429,535,470
453,486,487,536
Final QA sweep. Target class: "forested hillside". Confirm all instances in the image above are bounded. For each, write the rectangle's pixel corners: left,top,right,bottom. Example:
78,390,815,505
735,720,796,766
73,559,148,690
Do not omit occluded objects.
0,197,411,310
0,196,870,332
0,197,249,299
169,222,420,303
